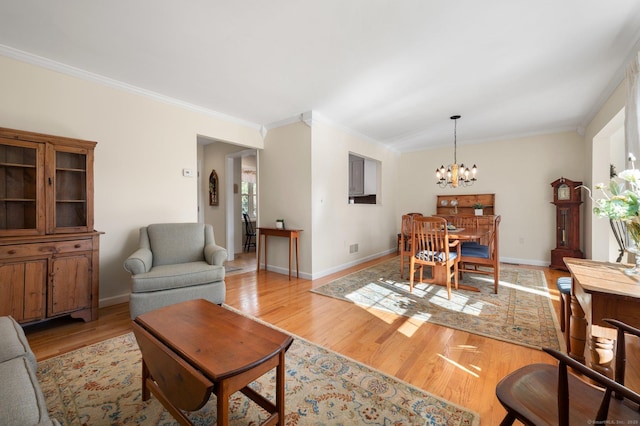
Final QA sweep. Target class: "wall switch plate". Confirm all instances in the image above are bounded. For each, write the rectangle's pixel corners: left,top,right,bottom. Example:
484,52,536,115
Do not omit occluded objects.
183,168,194,177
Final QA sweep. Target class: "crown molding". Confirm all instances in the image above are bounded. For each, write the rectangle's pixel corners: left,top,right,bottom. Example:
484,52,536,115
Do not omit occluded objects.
0,44,261,131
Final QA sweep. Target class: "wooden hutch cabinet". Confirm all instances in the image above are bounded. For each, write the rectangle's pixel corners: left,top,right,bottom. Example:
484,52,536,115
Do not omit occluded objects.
0,127,100,324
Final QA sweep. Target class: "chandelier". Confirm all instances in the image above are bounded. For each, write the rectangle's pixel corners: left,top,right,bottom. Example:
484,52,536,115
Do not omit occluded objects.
435,115,477,188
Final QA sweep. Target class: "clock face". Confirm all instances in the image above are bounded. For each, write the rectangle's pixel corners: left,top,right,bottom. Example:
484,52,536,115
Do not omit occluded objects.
558,184,570,200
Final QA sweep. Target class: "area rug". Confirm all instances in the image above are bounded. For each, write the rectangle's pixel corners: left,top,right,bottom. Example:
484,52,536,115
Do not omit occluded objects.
37,331,479,425
312,257,563,351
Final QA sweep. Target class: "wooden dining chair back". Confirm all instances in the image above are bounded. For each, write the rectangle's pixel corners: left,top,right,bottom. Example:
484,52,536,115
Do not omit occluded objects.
409,216,460,299
496,318,640,425
399,213,423,278
448,215,479,230
243,213,256,252
459,215,501,293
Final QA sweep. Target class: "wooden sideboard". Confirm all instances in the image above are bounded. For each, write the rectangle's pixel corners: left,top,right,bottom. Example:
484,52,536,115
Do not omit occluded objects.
436,193,495,216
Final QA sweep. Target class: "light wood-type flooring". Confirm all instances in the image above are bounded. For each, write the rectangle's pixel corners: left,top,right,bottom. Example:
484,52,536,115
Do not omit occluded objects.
24,252,640,425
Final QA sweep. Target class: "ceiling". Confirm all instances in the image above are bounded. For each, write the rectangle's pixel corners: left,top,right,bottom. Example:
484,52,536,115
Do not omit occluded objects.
1,1,640,152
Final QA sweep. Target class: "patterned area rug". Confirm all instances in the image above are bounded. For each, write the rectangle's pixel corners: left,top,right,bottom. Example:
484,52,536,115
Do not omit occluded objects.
312,257,563,350
37,328,480,425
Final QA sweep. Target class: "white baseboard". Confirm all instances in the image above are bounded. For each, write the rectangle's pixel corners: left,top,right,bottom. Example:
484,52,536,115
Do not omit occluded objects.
99,294,129,308
499,256,549,267
309,248,397,280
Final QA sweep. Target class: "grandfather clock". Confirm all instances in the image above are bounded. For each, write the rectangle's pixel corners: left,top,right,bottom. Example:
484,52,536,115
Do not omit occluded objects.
550,177,584,270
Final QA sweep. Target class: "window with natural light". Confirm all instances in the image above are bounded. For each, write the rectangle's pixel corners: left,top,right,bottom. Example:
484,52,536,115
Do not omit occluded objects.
241,168,256,218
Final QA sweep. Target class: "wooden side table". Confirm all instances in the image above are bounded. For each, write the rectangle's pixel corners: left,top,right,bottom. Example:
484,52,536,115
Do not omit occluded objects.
132,299,293,425
256,227,302,280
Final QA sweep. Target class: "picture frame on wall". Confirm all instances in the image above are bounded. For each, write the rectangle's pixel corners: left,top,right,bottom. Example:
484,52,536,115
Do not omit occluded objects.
209,170,219,206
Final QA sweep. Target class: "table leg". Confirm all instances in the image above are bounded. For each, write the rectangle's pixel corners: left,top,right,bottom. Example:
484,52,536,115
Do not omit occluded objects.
569,295,587,363
256,232,262,272
276,349,286,425
295,236,299,279
264,235,268,272
590,335,614,378
288,235,293,280
216,381,229,425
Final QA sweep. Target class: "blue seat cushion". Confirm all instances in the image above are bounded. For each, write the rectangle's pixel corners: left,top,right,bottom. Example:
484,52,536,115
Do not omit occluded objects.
557,277,572,294
461,244,490,259
416,250,458,262
461,241,481,248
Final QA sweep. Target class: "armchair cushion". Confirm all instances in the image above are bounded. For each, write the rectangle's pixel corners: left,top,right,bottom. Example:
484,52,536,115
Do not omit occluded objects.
131,261,225,293
147,223,208,265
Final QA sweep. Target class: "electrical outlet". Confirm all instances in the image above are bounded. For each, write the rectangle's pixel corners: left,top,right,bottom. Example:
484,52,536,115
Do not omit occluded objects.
182,168,194,177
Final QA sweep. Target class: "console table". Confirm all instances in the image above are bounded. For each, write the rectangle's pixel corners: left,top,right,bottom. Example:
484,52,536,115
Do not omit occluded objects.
256,227,302,280
564,258,640,377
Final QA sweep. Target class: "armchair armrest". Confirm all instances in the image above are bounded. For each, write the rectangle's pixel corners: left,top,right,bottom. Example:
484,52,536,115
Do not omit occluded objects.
124,248,153,275
204,244,228,266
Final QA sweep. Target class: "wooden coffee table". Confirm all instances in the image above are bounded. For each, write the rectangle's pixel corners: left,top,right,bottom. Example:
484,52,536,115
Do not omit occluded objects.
132,299,293,426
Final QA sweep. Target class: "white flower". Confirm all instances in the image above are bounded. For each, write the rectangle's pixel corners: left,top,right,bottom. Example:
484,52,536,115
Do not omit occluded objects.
618,169,640,183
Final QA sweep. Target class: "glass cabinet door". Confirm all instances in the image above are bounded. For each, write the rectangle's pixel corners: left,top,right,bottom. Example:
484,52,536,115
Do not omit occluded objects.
0,139,45,236
47,144,94,233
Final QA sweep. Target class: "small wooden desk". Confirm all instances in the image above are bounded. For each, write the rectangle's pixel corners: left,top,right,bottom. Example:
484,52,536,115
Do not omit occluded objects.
565,258,640,377
256,227,302,280
132,299,293,426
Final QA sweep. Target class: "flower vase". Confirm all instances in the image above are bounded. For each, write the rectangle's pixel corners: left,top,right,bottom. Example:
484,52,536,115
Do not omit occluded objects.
624,220,640,275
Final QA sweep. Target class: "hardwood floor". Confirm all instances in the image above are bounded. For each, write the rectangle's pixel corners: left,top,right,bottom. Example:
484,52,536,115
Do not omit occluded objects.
24,253,640,425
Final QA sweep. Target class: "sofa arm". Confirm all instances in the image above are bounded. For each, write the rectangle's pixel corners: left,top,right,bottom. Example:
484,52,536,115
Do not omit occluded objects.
123,248,153,275
204,244,228,266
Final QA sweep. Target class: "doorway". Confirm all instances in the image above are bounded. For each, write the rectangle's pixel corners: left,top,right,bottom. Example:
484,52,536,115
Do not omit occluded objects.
225,149,258,263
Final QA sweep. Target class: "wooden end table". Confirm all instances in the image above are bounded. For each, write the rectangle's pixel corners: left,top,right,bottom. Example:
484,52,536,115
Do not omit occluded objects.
132,299,293,426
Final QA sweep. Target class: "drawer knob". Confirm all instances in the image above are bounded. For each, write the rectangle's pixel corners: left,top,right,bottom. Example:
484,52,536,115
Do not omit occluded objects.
75,244,81,248
8,250,16,255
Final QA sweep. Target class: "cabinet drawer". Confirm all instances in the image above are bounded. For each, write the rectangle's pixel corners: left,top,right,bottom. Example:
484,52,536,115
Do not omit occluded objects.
0,239,93,259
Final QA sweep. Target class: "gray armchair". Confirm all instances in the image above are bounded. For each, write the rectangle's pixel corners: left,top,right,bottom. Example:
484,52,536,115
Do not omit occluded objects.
123,223,227,319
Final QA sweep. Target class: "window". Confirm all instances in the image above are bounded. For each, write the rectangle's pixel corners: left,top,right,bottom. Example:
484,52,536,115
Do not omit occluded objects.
241,168,257,218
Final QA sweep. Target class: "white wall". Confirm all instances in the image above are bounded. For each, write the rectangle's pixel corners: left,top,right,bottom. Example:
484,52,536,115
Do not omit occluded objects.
398,131,584,266
259,121,313,275
0,55,263,306
583,81,626,260
311,119,399,276
258,117,399,278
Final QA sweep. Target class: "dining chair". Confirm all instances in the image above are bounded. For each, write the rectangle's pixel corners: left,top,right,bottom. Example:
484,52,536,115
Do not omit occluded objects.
496,318,640,425
409,216,460,299
242,213,256,252
399,213,423,278
459,215,501,293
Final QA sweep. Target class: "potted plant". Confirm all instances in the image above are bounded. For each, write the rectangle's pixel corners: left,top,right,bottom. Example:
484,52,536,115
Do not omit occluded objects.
472,203,484,216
